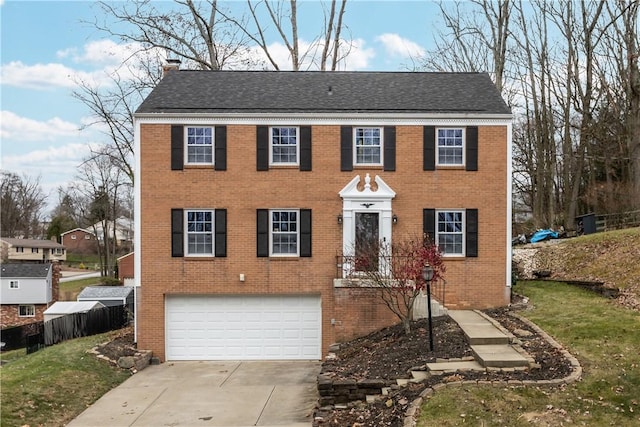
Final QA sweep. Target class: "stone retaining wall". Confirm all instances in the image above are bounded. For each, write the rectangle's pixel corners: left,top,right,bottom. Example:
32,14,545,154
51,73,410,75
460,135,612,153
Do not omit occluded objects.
317,374,390,406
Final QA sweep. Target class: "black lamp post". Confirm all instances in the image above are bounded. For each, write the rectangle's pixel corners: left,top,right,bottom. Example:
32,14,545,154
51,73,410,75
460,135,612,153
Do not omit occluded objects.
422,264,435,351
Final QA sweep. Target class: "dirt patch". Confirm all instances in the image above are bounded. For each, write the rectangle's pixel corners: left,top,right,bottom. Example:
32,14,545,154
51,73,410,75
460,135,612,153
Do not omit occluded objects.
94,327,137,361
314,301,574,427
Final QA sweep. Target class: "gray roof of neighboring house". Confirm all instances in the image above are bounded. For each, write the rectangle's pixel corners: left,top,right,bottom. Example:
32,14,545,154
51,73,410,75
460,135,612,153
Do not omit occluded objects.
136,71,511,115
77,286,133,300
1,237,65,249
1,263,52,278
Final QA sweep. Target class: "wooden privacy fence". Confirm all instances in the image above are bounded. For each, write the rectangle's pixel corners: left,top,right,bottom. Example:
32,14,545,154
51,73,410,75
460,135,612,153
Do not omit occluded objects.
595,210,640,232
44,305,129,346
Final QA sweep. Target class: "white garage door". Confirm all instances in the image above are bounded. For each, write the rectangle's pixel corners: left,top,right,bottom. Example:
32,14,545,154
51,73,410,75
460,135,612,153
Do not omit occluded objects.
165,295,321,360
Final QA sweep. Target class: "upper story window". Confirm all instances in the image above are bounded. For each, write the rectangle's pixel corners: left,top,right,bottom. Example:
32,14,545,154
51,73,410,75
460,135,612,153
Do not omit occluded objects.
437,128,464,166
9,280,19,289
71,235,77,240
270,127,298,165
186,210,214,256
19,305,35,317
16,247,24,253
85,235,90,240
437,210,464,256
32,248,39,253
354,127,382,165
185,127,214,165
271,210,299,256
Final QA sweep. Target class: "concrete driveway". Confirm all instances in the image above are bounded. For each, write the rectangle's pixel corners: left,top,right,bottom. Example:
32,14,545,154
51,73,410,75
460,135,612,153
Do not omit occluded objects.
67,361,321,427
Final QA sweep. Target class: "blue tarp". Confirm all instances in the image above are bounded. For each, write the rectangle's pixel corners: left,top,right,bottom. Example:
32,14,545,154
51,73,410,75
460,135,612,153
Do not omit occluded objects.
530,229,560,243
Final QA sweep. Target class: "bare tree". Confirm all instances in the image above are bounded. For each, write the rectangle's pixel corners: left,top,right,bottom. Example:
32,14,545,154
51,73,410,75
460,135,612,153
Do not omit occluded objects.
345,236,445,335
0,171,48,239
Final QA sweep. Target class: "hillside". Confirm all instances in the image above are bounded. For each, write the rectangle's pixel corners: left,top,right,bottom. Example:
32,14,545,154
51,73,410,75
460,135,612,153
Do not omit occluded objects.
513,227,640,310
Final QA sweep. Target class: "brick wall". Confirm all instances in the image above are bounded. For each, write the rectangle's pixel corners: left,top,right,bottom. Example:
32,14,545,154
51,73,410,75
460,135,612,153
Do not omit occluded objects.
138,124,509,361
118,253,134,281
1,304,48,328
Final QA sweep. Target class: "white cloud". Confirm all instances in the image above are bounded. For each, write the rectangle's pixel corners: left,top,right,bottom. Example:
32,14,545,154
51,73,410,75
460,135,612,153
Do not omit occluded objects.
340,38,376,71
57,39,140,66
376,33,425,59
1,110,81,141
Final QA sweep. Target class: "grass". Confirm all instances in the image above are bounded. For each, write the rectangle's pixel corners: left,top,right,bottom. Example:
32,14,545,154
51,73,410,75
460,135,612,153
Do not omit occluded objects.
536,227,640,291
58,276,104,301
0,330,131,427
417,281,640,426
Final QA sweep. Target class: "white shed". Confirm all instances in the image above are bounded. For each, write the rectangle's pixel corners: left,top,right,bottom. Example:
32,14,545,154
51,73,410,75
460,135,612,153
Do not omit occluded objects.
43,301,105,322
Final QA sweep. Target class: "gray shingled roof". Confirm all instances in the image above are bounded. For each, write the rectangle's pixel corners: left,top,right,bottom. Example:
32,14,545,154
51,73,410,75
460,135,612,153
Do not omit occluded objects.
77,286,133,299
1,263,52,278
1,237,65,249
136,71,511,115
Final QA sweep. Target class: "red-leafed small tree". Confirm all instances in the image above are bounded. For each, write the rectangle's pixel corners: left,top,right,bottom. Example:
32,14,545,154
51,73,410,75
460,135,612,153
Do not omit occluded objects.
347,234,445,334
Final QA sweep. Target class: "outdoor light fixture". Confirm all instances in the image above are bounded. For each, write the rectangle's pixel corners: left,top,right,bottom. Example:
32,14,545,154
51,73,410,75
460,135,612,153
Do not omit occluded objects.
337,214,343,224
422,264,435,351
392,214,398,225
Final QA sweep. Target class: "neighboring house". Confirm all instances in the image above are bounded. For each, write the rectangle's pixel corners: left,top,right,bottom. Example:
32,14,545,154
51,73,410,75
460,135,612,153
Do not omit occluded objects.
43,301,105,322
134,70,512,362
0,263,61,328
77,286,134,314
60,228,99,255
90,217,134,248
117,252,134,286
0,238,66,263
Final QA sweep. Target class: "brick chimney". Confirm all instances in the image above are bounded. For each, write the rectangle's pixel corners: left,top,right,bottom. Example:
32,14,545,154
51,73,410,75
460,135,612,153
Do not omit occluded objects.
162,59,181,77
51,261,61,303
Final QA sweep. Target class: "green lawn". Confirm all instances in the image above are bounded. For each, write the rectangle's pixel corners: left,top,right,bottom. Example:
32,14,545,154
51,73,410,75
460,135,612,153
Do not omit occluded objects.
0,330,131,427
59,276,104,301
418,281,640,426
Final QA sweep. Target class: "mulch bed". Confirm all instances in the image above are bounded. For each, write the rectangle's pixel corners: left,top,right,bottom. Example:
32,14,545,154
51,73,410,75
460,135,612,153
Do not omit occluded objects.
314,302,574,427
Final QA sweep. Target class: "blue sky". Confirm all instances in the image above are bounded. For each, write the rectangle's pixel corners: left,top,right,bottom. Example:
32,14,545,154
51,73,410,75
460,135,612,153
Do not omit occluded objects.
1,0,439,215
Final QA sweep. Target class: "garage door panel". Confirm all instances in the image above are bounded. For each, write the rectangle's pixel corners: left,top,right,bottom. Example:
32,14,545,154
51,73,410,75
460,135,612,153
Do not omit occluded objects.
166,295,321,360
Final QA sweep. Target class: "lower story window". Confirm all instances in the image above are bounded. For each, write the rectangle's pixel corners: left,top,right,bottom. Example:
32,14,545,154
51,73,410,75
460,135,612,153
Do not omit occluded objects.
19,305,35,317
271,210,298,256
437,210,464,255
186,210,214,255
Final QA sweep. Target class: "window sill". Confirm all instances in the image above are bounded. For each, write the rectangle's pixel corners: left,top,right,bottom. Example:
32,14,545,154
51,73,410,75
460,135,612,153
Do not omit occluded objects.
266,256,300,261
269,165,299,169
183,256,217,260
435,165,465,170
184,164,215,169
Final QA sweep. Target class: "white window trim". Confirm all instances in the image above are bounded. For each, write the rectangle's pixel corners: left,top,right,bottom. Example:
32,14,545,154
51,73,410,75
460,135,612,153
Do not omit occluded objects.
353,127,384,166
184,209,215,257
436,209,466,257
84,235,90,240
436,127,465,167
18,305,35,317
269,126,300,166
71,235,77,240
269,209,300,257
9,280,19,289
184,126,215,165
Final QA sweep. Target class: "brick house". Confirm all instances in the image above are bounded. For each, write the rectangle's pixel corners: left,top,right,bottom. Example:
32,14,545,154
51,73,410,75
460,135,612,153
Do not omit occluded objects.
60,228,98,255
0,262,61,328
117,252,134,285
134,70,512,361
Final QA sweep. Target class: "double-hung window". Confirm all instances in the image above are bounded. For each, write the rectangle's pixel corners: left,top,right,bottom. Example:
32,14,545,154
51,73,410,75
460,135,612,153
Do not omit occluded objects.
186,210,214,256
9,280,19,289
270,127,298,165
437,128,464,166
354,127,383,165
19,305,35,317
185,127,214,165
270,210,299,256
437,210,464,256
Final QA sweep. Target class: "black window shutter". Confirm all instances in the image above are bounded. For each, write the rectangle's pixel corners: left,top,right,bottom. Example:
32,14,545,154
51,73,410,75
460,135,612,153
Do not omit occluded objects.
300,209,312,257
383,126,396,171
171,209,184,257
171,125,184,170
300,126,312,171
257,209,269,257
466,126,478,171
466,209,478,257
340,126,353,171
215,209,227,257
256,126,269,171
423,126,435,171
215,126,227,171
423,208,435,243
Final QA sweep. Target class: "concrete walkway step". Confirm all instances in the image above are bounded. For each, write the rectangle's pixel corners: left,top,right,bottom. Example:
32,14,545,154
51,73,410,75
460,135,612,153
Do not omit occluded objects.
448,310,510,345
471,344,529,368
425,360,485,372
